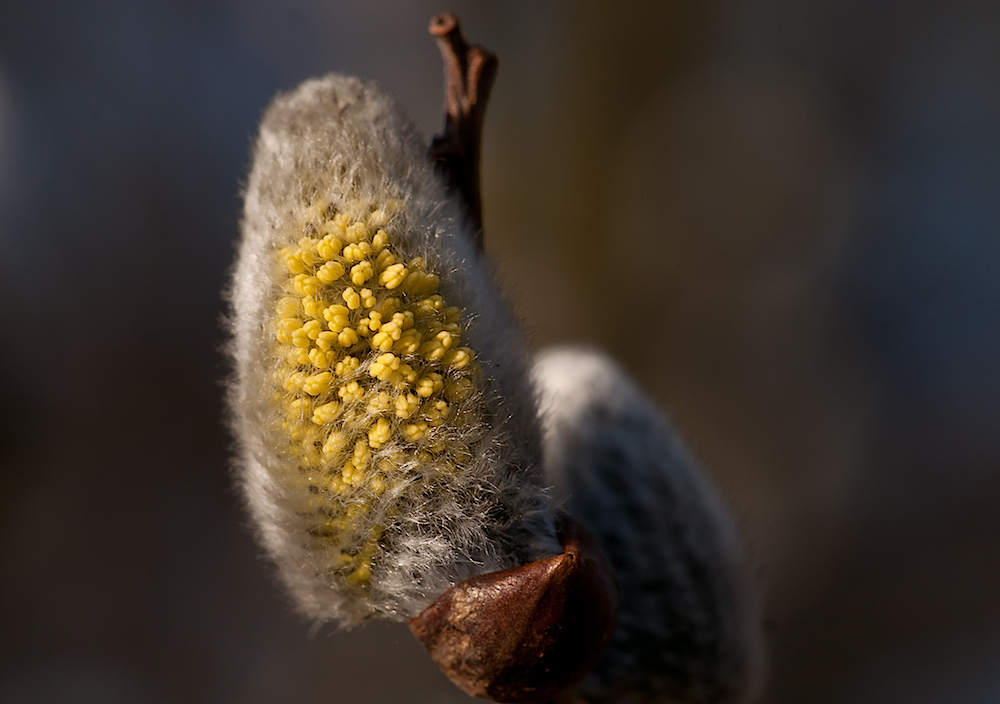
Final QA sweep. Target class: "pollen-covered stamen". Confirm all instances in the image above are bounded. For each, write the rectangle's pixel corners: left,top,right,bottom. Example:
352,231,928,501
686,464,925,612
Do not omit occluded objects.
268,199,483,589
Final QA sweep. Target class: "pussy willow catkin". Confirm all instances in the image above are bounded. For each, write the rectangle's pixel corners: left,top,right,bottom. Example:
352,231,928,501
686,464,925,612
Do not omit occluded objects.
229,75,559,625
534,348,763,704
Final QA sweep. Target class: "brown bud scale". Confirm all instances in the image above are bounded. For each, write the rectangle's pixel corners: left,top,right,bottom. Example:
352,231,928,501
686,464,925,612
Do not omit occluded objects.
409,517,618,703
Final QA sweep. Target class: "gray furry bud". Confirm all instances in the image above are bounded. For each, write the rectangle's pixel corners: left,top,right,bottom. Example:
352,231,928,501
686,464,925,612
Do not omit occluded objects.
534,347,764,704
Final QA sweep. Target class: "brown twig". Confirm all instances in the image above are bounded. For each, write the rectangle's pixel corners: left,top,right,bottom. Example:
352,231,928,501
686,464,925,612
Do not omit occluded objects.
429,12,497,249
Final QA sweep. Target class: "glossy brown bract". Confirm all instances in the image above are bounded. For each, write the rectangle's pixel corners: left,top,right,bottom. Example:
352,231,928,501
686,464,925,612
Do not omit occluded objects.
409,517,618,703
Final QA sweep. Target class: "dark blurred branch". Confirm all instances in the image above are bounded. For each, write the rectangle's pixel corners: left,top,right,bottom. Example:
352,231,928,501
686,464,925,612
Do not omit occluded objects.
428,12,497,249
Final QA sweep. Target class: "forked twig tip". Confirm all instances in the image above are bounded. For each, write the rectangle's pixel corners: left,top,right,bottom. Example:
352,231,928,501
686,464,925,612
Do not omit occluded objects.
429,11,459,37
427,12,496,249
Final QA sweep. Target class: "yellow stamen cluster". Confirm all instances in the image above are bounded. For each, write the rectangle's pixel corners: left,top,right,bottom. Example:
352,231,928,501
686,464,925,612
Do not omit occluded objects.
270,199,480,589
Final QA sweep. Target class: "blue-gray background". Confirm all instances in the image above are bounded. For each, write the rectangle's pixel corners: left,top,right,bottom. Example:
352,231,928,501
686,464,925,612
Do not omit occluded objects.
1,1,999,702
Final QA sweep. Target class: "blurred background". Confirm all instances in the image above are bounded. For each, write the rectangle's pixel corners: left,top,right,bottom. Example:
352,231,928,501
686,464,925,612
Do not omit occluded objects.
1,1,999,702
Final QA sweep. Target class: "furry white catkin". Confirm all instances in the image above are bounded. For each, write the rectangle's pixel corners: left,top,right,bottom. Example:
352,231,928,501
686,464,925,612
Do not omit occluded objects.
229,69,761,704
534,347,763,704
229,74,559,625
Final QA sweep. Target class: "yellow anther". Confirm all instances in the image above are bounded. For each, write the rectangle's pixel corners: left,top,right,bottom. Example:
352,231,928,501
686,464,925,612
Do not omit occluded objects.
369,207,391,227
345,561,372,587
321,220,345,240
443,306,462,324
390,311,415,330
297,237,319,266
291,327,312,348
423,399,450,427
322,430,347,458
366,391,392,414
283,348,310,366
368,418,392,448
323,304,350,332
335,356,360,376
443,347,474,371
302,320,323,340
378,352,401,366
376,297,401,318
395,393,420,419
337,327,360,347
369,353,400,382
302,372,334,396
360,288,376,308
351,439,371,471
297,445,324,468
350,260,374,286
340,463,357,486
380,321,403,340
286,422,317,444
342,244,361,262
401,271,440,297
292,274,320,297
372,229,389,249
286,397,311,420
371,330,395,352
379,263,408,289
283,371,306,393
403,422,429,442
338,381,365,403
393,328,422,355
416,295,445,315
316,261,345,284
343,242,372,262
344,221,369,244
308,347,333,369
315,331,338,351
364,311,383,332
314,516,348,538
415,372,444,398
278,247,306,274
342,287,362,310
276,297,299,318
418,330,454,360
301,296,324,319
317,234,342,260
444,377,475,403
374,248,398,271
311,401,340,425
320,474,347,497
397,364,417,385
278,317,302,334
